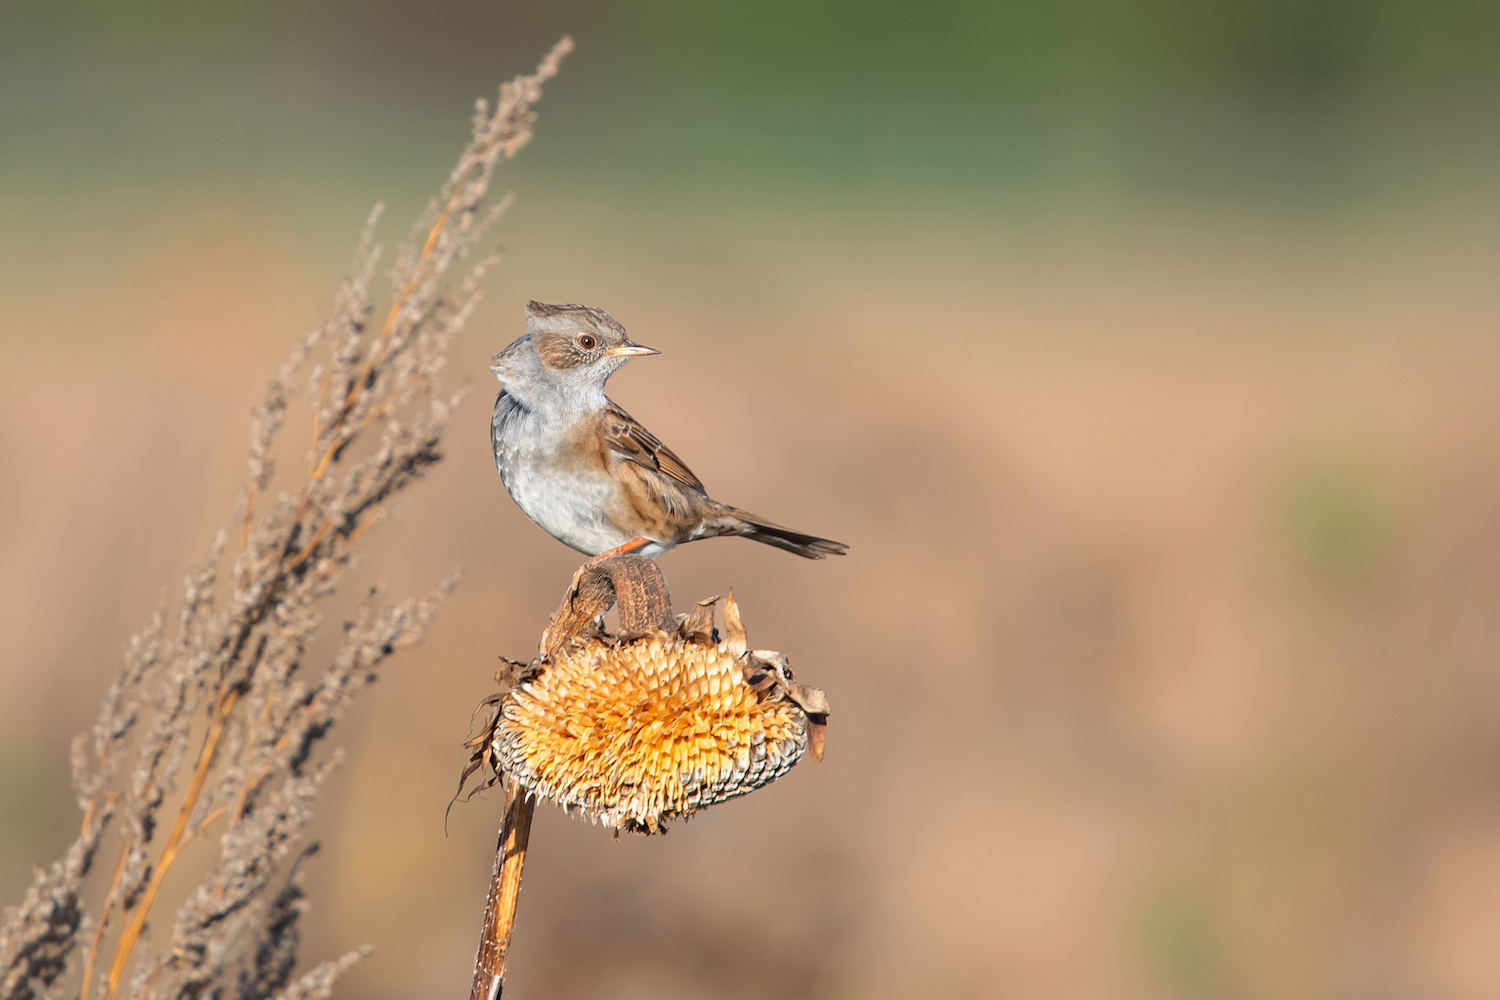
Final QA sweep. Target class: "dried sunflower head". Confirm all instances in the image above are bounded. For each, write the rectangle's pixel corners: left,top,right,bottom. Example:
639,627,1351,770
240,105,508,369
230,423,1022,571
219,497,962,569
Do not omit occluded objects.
465,567,828,836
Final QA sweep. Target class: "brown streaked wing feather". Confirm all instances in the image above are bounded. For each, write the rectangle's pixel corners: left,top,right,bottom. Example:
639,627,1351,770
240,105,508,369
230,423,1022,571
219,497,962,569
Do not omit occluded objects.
600,400,706,494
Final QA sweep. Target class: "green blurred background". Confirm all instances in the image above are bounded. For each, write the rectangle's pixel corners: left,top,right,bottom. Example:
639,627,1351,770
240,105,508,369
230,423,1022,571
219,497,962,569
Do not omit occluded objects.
5,2,1500,998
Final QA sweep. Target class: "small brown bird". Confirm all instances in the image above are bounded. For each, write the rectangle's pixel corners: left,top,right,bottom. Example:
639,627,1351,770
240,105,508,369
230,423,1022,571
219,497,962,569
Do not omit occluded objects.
489,301,847,560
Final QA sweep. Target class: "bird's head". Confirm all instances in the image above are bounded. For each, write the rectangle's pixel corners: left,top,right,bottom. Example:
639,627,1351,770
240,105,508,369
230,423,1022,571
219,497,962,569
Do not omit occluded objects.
490,301,657,403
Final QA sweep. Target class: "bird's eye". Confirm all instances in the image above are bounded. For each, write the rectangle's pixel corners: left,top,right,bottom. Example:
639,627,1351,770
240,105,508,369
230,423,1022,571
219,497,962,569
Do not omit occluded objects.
579,335,596,350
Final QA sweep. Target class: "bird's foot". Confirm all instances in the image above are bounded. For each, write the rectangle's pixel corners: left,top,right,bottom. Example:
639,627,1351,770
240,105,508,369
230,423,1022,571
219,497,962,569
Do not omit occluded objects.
586,537,653,564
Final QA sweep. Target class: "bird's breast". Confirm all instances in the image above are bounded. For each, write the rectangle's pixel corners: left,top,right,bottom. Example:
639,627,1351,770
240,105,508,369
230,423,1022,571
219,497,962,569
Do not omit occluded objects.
491,393,635,555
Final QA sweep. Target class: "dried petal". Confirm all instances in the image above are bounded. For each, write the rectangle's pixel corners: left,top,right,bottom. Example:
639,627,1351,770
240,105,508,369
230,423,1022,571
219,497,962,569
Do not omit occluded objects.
722,589,747,657
680,597,718,644
807,717,827,762
787,682,830,716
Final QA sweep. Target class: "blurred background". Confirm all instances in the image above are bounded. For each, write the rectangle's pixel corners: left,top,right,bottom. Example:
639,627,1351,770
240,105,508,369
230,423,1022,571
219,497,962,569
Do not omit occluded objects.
4,1,1500,997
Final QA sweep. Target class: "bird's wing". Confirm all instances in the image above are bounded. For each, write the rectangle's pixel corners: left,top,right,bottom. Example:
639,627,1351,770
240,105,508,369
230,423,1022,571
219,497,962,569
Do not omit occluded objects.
599,399,707,494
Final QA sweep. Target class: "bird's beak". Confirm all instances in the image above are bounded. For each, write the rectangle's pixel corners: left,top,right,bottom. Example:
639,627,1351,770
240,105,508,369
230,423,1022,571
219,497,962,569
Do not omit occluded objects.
608,341,659,357
606,341,660,358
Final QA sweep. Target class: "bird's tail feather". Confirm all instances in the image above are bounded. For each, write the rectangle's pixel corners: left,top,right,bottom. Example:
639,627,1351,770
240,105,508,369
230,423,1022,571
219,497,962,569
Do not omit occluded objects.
716,507,848,560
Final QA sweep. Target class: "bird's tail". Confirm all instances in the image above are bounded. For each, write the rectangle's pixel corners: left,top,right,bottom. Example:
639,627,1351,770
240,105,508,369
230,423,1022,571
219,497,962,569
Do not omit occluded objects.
713,506,848,560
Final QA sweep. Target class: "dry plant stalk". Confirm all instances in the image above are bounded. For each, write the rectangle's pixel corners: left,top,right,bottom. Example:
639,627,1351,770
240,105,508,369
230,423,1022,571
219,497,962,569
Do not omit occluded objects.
466,778,533,1000
0,37,573,1000
461,555,829,999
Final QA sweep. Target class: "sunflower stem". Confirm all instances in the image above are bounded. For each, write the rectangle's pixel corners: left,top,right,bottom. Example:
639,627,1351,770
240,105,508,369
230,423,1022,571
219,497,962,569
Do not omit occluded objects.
468,776,535,1000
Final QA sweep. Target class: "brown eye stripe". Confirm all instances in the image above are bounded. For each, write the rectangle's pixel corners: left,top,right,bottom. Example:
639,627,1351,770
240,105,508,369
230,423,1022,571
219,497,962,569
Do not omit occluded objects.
535,332,588,369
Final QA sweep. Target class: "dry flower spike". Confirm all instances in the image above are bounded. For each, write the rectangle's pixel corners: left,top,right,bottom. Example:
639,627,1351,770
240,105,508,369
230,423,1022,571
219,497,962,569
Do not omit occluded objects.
1,38,572,1000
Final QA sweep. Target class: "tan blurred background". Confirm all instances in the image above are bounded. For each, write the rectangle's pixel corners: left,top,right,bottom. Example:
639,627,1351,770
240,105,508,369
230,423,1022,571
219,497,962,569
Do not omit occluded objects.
5,2,1500,998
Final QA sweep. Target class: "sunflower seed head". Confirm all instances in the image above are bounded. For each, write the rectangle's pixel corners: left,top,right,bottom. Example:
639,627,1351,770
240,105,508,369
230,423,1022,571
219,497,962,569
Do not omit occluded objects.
487,594,827,835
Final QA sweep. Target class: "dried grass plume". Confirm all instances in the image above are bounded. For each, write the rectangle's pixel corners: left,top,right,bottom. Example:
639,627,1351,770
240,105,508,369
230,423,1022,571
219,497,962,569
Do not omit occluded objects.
0,37,573,1000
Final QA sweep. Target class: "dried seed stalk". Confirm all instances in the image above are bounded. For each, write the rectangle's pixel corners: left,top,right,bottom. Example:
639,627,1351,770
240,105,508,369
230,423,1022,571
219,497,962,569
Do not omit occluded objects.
466,780,534,1000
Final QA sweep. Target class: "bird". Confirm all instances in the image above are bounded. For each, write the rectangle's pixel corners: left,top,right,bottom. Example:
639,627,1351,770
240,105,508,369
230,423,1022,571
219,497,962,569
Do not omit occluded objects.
489,301,847,561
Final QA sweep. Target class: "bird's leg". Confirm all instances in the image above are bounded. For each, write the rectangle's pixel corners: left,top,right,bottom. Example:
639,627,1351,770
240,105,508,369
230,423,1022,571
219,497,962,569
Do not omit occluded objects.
586,537,652,564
